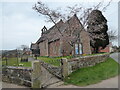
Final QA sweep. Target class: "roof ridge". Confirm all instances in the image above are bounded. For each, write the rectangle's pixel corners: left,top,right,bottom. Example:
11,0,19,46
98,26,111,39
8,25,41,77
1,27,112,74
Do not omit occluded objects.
48,19,64,30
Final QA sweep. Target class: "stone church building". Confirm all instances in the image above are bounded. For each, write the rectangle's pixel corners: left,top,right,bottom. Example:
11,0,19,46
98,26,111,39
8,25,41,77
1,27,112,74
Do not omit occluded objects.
31,14,92,57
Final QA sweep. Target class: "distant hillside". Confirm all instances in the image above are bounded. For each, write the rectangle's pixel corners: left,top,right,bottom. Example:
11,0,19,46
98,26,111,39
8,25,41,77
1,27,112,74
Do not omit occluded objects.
0,50,9,54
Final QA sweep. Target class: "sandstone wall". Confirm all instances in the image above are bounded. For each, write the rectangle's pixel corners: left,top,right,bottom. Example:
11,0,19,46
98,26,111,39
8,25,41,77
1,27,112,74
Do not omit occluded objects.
2,66,32,87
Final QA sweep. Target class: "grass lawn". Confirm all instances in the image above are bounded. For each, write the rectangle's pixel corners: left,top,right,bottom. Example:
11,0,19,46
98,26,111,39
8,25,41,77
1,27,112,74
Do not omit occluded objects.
37,56,73,66
2,57,31,67
64,57,119,86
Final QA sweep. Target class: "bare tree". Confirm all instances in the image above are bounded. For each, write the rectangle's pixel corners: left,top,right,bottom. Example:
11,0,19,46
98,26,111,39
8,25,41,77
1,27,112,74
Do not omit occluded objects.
33,2,77,47
108,29,117,41
20,45,29,51
17,45,29,59
65,0,112,28
33,0,112,53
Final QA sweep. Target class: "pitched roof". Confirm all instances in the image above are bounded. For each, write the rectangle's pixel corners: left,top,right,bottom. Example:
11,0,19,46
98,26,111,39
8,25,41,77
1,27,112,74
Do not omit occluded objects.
36,19,64,43
30,43,38,49
36,14,84,44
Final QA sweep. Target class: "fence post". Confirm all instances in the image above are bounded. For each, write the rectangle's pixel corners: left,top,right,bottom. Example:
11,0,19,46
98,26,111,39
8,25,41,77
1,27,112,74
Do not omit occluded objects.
61,58,69,79
32,60,41,88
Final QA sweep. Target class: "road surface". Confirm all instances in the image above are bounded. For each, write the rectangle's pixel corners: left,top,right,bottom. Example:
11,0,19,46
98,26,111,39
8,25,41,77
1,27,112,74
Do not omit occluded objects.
2,75,118,88
110,52,120,64
1,82,30,89
55,76,119,88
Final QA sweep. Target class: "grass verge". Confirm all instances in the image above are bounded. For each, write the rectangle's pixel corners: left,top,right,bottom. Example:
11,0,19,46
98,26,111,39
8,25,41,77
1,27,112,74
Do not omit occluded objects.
2,57,31,67
64,57,119,86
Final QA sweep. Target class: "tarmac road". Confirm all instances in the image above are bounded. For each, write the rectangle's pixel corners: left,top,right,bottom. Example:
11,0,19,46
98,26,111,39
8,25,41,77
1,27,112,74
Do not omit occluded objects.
110,52,120,64
1,82,30,89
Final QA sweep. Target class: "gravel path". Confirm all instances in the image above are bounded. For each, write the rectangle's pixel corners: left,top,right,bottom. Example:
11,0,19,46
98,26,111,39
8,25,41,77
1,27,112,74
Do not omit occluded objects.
28,57,34,61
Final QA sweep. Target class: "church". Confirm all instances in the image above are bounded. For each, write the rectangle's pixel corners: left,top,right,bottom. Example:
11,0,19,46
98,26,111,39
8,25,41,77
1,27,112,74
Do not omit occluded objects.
30,14,92,57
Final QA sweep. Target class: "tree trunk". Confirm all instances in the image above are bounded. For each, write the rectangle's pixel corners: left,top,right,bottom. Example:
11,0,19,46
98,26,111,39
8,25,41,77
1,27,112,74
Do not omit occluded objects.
95,47,99,53
93,47,99,54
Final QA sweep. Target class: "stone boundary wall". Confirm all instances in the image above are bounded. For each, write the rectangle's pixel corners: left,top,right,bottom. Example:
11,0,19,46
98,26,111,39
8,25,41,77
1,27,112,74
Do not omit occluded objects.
39,54,109,79
2,54,110,88
2,66,32,87
39,60,62,79
67,54,109,75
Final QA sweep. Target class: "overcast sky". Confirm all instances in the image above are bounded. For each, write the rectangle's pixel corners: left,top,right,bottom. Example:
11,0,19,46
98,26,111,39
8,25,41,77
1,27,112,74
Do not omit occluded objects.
0,0,119,50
